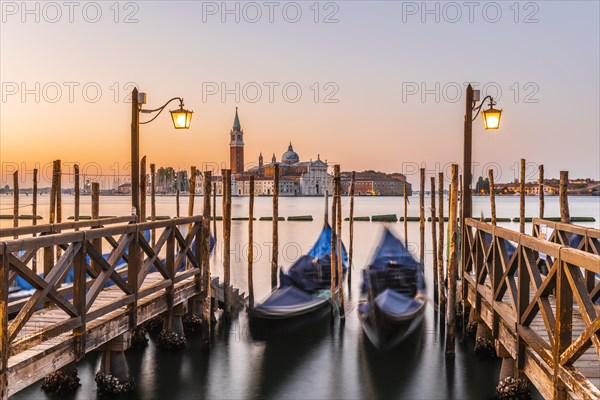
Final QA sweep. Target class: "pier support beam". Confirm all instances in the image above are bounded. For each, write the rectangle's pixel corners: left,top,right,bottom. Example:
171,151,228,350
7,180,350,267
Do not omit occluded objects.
474,322,495,358
157,303,186,349
496,346,530,400
95,334,135,394
131,325,149,349
41,362,80,394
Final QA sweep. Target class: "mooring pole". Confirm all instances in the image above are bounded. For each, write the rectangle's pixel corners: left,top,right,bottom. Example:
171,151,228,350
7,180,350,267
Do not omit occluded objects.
438,172,445,305
56,160,62,227
140,156,146,223
335,166,344,320
330,179,337,315
419,168,425,267
74,164,80,223
348,171,355,287
403,182,408,247
201,171,212,347
445,164,459,358
213,181,217,245
538,165,544,220
222,169,232,317
271,164,279,289
559,171,570,224
189,166,196,218
519,159,526,234
488,169,496,226
150,163,156,246
430,176,438,305
32,168,38,273
12,172,18,237
248,176,255,308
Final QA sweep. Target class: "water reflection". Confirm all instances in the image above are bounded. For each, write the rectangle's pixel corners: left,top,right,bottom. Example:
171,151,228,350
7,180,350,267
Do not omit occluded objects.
251,316,330,399
358,322,425,399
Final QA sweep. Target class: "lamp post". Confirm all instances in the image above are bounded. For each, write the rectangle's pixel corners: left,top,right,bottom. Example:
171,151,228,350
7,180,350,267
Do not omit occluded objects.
130,87,193,219
462,84,502,222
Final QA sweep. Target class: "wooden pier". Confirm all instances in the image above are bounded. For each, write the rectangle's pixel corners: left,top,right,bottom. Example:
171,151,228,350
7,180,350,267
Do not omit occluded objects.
463,217,600,400
0,216,245,399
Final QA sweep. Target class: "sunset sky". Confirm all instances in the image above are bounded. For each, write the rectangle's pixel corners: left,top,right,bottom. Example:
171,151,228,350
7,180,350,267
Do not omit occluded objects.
1,1,599,188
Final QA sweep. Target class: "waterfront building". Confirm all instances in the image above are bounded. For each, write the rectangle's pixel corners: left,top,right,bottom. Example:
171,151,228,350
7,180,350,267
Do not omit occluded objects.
340,171,411,196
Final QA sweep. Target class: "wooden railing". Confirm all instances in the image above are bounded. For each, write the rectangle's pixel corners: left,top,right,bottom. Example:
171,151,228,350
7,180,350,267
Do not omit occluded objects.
0,216,135,239
532,218,600,301
0,216,205,397
463,218,600,400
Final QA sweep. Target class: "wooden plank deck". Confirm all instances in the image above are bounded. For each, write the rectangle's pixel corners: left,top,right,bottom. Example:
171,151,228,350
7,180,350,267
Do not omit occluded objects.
467,275,600,394
4,271,245,397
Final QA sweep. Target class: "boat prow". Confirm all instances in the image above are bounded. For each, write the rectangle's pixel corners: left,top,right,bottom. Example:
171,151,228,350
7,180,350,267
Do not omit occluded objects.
359,291,427,350
249,286,331,339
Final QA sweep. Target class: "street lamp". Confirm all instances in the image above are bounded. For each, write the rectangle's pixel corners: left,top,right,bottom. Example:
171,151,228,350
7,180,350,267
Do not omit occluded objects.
130,87,192,219
462,84,503,223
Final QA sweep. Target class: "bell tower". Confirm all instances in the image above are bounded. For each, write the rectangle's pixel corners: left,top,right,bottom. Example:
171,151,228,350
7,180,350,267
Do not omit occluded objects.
229,107,244,174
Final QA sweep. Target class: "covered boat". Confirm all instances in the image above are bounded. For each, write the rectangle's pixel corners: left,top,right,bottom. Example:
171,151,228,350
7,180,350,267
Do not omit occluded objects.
358,227,427,350
249,223,347,337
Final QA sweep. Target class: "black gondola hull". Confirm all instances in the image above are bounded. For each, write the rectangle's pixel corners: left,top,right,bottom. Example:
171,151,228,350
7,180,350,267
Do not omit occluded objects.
359,294,427,350
248,297,331,340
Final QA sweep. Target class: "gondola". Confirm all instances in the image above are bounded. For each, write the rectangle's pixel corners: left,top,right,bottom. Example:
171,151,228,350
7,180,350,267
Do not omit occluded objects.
358,227,427,350
249,223,347,338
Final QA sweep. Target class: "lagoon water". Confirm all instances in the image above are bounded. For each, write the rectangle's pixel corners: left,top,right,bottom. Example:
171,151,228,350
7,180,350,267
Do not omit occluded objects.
4,194,599,399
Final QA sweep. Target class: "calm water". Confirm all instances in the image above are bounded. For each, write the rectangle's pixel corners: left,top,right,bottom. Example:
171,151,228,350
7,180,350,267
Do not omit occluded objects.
4,194,599,399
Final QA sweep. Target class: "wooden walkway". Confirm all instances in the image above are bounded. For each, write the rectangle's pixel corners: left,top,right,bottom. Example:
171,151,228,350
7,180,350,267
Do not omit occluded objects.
463,218,600,400
0,216,244,399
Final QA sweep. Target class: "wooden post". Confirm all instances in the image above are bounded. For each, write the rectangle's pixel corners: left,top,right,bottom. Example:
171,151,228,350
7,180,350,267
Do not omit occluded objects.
330,180,337,313
248,176,255,308
554,250,572,399
73,238,86,360
213,181,217,244
55,161,62,259
176,190,180,217
1,245,9,400
271,164,279,289
44,160,60,294
32,169,38,225
56,160,62,226
403,182,408,247
189,166,196,217
201,171,212,345
222,169,232,316
74,164,80,222
32,168,38,273
91,182,101,276
559,171,570,223
438,172,445,305
165,218,175,332
335,166,344,319
188,166,197,270
419,168,425,267
430,176,438,305
519,159,526,234
538,165,544,220
445,164,459,358
150,164,156,245
49,160,58,224
348,171,355,286
140,156,146,223
12,171,18,236
91,183,100,220
488,169,496,226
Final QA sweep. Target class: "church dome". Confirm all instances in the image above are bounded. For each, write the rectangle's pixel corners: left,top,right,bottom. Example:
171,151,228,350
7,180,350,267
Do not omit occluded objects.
281,142,300,164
